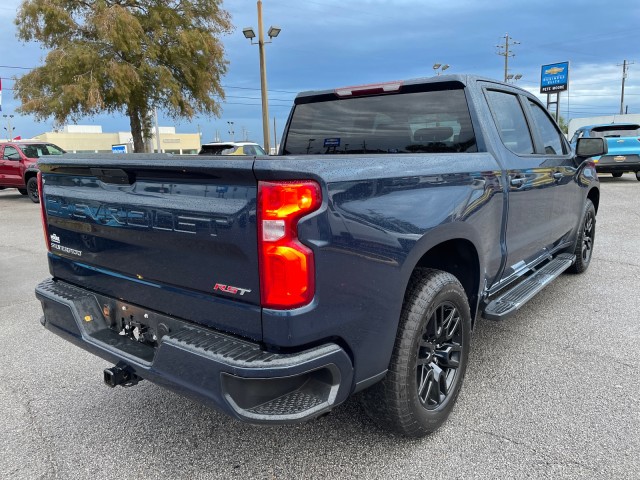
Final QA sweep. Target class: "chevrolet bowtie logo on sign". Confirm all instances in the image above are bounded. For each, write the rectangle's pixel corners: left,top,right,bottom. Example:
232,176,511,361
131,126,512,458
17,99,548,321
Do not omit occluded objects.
540,62,569,94
544,67,565,75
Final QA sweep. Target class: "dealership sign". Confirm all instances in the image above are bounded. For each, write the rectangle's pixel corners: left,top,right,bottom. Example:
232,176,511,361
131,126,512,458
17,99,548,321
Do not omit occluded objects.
540,62,569,93
112,144,128,154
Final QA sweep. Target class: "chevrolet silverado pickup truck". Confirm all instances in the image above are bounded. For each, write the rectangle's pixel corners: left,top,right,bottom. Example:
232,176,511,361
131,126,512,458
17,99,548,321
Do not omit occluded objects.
35,75,605,437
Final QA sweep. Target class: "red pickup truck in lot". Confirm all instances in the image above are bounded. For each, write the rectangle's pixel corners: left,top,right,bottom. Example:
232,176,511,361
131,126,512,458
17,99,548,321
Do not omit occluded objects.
0,141,65,203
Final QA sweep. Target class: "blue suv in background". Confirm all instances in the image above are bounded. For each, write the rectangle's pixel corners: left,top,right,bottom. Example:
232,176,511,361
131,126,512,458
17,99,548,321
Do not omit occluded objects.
571,123,640,181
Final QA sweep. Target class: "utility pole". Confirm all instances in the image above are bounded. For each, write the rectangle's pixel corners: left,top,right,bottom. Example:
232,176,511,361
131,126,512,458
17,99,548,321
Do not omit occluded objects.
619,60,634,114
496,33,520,82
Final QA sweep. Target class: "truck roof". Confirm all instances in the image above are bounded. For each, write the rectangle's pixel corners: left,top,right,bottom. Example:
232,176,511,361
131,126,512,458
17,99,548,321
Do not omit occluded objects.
294,74,526,101
576,123,640,130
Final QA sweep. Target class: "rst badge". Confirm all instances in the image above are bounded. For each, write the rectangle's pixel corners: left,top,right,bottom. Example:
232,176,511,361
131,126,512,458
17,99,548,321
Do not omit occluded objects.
214,283,251,296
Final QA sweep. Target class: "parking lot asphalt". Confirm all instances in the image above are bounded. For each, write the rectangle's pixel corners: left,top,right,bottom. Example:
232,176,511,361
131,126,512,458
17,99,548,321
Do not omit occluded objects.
1,175,639,480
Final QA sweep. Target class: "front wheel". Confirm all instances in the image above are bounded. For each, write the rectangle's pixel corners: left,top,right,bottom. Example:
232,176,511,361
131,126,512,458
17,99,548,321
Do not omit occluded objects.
636,171,640,182
361,269,471,437
26,177,39,203
568,199,596,274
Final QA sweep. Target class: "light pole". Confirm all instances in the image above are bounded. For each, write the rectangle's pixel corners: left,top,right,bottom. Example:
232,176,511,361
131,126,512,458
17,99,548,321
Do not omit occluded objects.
433,63,450,76
242,1,281,154
506,73,523,83
227,121,234,141
3,114,14,141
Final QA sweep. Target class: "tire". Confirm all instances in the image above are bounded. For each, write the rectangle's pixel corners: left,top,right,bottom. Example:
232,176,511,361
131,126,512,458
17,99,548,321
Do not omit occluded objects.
26,177,39,203
361,269,471,437
636,171,640,182
611,172,623,178
18,188,28,195
567,199,595,274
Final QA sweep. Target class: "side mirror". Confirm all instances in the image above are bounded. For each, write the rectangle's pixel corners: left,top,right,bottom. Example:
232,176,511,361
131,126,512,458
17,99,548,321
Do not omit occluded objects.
576,137,607,158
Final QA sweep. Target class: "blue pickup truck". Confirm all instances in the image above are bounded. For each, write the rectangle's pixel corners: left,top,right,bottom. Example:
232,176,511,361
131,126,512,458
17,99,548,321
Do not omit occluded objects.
35,75,605,437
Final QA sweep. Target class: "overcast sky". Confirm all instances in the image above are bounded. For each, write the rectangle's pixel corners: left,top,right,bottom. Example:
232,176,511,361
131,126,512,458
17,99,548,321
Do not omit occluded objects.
1,0,639,143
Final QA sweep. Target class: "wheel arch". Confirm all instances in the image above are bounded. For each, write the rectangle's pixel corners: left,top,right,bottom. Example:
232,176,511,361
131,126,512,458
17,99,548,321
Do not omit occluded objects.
587,187,600,213
24,169,39,185
402,227,483,325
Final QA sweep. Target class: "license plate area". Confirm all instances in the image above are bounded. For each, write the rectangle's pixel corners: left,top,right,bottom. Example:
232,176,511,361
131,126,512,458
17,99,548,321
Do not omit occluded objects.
88,297,186,363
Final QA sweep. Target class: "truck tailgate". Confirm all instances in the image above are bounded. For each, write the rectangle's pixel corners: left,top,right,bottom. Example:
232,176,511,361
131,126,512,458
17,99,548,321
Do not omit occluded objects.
39,155,262,339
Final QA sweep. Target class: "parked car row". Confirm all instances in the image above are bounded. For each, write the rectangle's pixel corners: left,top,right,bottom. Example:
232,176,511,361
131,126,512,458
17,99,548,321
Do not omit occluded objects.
3,123,639,205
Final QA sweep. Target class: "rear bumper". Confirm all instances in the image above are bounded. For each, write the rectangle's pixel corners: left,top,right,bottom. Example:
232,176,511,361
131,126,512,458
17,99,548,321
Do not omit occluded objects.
595,155,640,173
35,278,354,424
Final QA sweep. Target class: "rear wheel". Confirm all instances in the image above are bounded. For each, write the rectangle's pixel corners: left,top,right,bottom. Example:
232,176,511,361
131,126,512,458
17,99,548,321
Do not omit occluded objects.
611,172,623,178
636,171,640,182
26,177,39,203
361,269,471,437
568,199,595,274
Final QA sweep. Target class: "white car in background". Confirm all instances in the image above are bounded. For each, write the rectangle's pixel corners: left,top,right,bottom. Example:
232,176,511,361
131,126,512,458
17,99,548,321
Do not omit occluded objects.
198,142,267,156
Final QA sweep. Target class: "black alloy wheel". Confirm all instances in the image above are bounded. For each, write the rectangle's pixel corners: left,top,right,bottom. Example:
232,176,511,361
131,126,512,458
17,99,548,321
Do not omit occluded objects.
568,199,596,274
361,269,471,437
26,177,39,203
580,208,595,264
416,302,463,410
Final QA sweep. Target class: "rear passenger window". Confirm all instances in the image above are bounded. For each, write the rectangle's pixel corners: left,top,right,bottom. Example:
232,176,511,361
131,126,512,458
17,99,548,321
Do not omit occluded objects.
528,100,566,155
485,90,534,155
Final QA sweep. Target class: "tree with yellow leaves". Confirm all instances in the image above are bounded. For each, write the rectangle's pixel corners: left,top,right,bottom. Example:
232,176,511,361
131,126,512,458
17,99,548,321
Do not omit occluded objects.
14,0,233,152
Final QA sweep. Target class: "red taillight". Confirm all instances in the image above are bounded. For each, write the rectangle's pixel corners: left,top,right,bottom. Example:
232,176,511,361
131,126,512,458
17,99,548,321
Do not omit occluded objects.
37,172,51,252
258,180,321,309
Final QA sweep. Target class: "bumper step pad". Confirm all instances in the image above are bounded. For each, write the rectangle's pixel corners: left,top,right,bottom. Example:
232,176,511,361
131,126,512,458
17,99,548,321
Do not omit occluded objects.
35,278,353,424
482,253,575,321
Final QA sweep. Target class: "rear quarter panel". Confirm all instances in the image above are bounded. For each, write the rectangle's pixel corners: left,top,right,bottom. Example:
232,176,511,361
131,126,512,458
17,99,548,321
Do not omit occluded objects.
254,153,504,385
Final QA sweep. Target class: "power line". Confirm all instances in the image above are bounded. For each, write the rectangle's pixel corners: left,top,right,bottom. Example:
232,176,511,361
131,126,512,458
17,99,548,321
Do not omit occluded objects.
0,65,31,70
0,63,299,95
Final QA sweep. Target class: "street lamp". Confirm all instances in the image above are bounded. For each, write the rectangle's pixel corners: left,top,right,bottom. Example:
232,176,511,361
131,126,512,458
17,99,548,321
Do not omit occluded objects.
506,73,523,83
242,0,281,154
433,63,450,76
3,114,14,141
227,121,234,141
